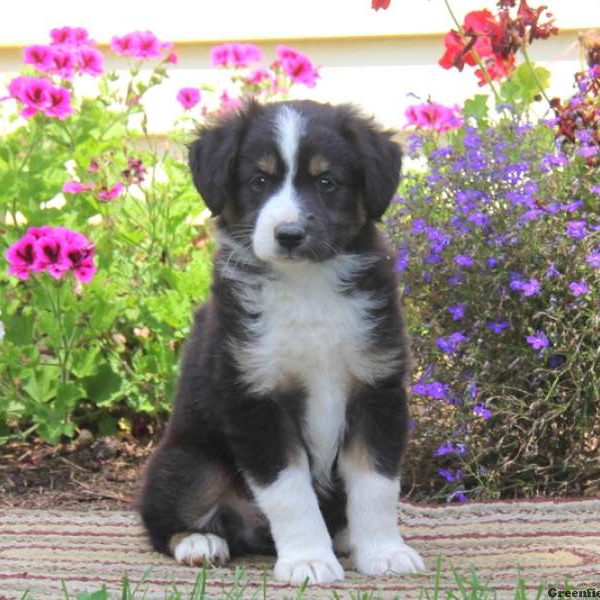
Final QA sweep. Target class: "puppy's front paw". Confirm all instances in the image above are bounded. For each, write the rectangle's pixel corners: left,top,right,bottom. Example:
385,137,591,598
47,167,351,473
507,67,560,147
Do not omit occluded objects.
170,532,230,566
274,554,345,584
354,539,425,576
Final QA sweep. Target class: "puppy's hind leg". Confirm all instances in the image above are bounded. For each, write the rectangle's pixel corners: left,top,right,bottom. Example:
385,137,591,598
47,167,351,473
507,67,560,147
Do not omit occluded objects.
139,444,231,566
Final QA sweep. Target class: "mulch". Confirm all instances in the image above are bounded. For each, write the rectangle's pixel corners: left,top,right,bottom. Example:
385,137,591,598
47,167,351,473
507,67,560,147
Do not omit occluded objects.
0,434,152,511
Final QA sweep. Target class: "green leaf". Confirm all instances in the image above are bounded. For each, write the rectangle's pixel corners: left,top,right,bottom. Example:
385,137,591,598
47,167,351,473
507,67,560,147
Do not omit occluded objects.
2,313,34,346
55,382,83,414
82,363,123,406
463,94,489,124
23,366,58,403
71,346,101,378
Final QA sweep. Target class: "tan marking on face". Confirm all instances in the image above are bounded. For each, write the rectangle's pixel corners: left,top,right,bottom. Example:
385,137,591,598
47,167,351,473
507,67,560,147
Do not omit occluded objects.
256,154,277,176
308,155,330,177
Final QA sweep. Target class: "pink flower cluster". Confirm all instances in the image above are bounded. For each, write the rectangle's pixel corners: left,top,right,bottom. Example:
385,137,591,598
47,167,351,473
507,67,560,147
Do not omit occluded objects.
23,26,104,79
405,102,464,133
210,43,263,68
111,31,177,62
6,226,96,284
63,179,124,202
274,45,319,88
8,76,73,120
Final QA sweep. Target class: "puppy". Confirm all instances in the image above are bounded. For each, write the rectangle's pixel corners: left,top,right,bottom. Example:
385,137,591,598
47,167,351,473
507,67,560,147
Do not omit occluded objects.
139,100,425,584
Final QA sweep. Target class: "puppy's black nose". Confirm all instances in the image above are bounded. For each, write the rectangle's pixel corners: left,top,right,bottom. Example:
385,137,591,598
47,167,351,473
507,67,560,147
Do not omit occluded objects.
275,223,306,250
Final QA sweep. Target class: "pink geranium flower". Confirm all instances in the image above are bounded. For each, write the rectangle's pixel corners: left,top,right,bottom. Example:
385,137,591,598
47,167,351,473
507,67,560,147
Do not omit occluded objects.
10,76,52,118
47,47,77,79
50,26,89,46
111,30,171,60
405,102,464,133
210,43,263,68
34,234,70,279
77,46,104,76
60,228,97,283
43,86,74,119
97,182,124,202
111,33,137,56
6,234,39,280
134,31,162,59
245,67,272,86
23,45,55,71
275,46,319,88
176,87,201,109
6,227,97,284
165,51,178,64
63,181,95,194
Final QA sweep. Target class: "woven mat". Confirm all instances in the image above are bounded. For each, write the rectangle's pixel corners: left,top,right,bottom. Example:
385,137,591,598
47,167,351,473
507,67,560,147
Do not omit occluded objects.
1,499,599,599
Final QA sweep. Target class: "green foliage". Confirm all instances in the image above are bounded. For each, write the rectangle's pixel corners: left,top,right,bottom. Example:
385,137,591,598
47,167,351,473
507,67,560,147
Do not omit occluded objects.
0,62,212,443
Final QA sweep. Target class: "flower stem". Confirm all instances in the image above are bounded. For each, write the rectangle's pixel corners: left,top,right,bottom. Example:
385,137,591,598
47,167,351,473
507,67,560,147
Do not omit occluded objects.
40,276,71,386
520,44,552,107
442,0,503,107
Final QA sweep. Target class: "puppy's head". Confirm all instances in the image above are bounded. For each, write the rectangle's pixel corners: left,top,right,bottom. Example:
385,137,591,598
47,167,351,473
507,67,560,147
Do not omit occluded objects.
189,100,401,264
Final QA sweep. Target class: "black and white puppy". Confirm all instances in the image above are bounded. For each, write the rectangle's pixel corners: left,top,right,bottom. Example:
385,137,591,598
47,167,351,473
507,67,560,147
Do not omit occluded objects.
139,100,425,584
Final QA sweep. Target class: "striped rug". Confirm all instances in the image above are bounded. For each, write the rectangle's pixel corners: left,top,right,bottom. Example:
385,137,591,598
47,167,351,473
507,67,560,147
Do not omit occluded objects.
1,499,599,599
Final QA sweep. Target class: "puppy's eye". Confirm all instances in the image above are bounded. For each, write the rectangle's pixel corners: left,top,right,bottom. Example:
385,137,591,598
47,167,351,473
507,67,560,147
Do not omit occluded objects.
250,173,269,192
316,175,337,193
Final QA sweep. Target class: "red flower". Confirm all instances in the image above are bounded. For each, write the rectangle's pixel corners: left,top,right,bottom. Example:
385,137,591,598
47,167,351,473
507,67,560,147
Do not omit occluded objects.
371,0,391,9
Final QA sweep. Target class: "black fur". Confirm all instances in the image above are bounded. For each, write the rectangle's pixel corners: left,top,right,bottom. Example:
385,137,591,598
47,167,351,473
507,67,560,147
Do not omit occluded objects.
139,100,410,561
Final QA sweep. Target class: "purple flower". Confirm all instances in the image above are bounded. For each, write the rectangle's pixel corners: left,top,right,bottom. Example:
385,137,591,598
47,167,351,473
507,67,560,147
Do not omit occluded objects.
473,404,493,420
546,263,561,278
448,273,464,286
565,220,587,240
395,244,410,272
412,381,450,400
438,468,463,483
486,257,499,269
448,490,469,502
569,280,589,297
548,354,567,369
466,380,478,399
591,185,600,196
521,278,542,297
411,218,427,234
487,320,509,333
518,209,543,225
436,331,467,355
448,304,466,321
467,212,490,227
562,200,584,213
454,255,475,268
435,441,466,457
585,251,600,269
509,278,525,292
526,331,549,350
577,145,598,158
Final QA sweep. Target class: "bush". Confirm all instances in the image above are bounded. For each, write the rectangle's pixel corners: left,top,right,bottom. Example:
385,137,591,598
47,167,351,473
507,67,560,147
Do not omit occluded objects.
391,70,599,501
0,29,317,443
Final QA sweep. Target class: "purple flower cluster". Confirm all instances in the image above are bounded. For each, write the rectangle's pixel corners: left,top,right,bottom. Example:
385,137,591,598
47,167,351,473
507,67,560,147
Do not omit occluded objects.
391,108,599,502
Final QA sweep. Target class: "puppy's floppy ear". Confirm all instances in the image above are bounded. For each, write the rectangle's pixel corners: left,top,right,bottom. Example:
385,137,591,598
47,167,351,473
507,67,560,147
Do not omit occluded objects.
188,103,254,215
342,107,402,220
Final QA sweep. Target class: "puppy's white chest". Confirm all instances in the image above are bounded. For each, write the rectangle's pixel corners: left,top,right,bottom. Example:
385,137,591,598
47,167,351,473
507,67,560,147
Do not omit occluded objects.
233,259,378,484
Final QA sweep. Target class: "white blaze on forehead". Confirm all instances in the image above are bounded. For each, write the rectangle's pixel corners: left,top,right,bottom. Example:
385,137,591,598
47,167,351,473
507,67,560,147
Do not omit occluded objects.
252,106,306,261
275,106,305,174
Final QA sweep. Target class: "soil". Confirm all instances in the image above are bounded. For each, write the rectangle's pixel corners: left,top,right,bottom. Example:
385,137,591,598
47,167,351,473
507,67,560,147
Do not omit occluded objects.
0,432,155,511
